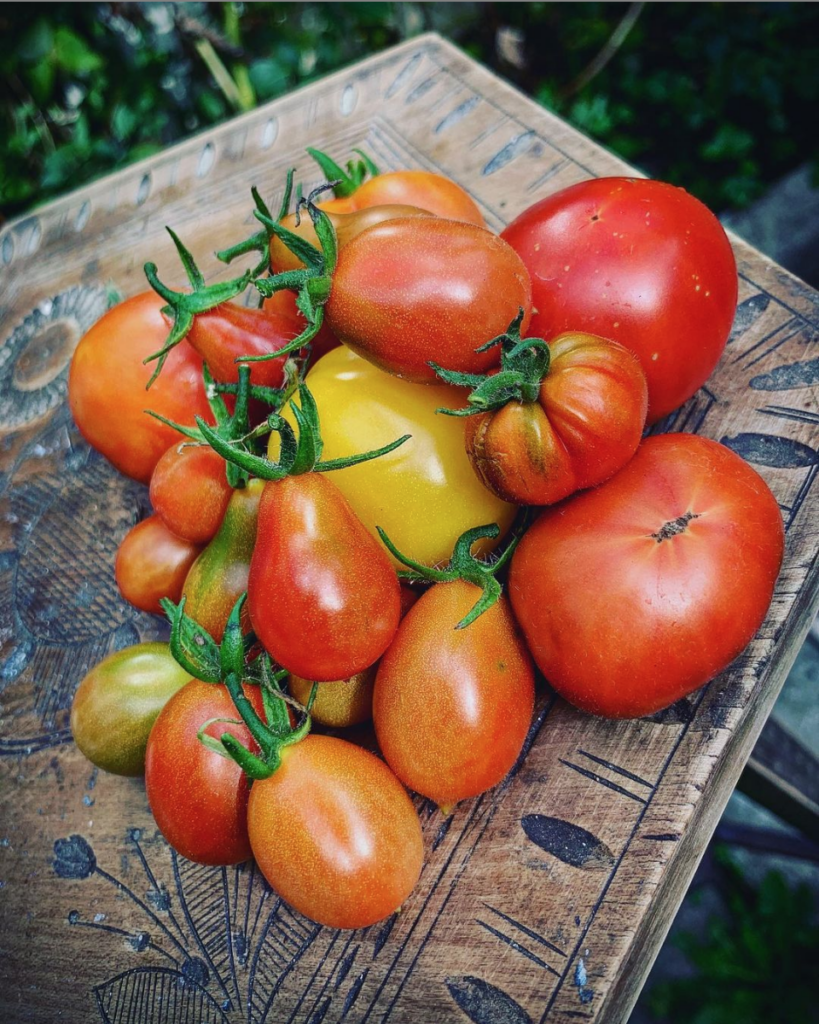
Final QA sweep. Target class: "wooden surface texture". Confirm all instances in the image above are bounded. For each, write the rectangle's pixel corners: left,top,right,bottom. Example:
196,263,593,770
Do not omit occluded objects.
1,34,818,1024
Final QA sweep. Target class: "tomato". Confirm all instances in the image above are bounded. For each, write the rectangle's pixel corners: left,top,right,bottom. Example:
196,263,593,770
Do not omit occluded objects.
326,218,532,383
247,735,423,928
187,301,299,389
374,581,535,807
182,480,262,642
501,178,738,422
115,514,202,615
345,170,483,225
68,292,212,483
70,643,192,776
150,442,232,545
286,347,515,567
271,204,433,274
509,434,784,718
248,473,401,681
463,332,648,505
145,679,265,865
288,667,375,728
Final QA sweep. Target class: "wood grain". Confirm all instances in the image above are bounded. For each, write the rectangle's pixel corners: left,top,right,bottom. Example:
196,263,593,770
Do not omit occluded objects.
1,33,818,1024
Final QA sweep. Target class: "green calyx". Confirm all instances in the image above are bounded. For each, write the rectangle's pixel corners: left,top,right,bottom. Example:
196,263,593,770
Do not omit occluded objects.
246,183,339,360
376,518,527,630
196,379,410,482
143,228,252,388
306,146,379,198
146,361,298,488
431,309,552,417
215,171,295,277
163,594,313,780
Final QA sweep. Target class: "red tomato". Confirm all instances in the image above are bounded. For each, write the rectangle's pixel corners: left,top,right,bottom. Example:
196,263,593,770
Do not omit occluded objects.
248,474,401,681
247,735,423,928
145,679,265,865
68,292,212,482
327,218,532,383
187,302,299,389
150,442,232,544
347,170,483,225
374,581,535,807
115,514,201,615
501,178,738,422
464,332,648,504
509,434,784,718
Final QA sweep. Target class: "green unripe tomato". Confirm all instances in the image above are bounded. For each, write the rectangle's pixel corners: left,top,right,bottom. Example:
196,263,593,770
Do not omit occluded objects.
70,643,193,775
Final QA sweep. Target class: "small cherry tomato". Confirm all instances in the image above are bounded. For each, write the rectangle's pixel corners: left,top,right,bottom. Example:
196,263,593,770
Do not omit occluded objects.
145,679,265,865
289,347,516,568
182,481,262,642
70,643,193,776
248,474,400,681
150,442,232,545
374,581,535,807
115,514,202,615
463,332,648,505
501,178,738,422
509,434,784,717
247,735,423,928
68,292,212,483
289,667,375,728
326,218,532,383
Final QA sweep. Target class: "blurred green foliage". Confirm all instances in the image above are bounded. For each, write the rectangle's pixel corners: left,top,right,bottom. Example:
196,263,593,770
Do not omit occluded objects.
648,849,819,1024
1,2,818,220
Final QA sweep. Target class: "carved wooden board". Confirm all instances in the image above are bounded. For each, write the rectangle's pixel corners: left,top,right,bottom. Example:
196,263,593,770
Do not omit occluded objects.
1,34,818,1024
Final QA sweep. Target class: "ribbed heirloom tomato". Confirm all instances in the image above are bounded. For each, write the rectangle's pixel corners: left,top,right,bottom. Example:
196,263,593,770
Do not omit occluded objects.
501,178,738,422
509,434,784,718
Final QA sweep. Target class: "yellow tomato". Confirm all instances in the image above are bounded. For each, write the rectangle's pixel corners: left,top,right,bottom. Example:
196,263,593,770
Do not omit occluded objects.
289,668,375,728
272,347,515,567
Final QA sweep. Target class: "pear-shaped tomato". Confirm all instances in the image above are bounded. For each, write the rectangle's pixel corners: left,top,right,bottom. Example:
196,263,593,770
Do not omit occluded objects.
374,581,535,807
182,480,262,641
248,474,400,681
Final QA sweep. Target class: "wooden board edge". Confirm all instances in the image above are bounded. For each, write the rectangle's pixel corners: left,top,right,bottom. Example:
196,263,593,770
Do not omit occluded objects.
596,552,819,1023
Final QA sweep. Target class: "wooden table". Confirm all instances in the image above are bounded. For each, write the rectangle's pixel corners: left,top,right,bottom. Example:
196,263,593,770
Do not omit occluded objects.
1,34,817,1024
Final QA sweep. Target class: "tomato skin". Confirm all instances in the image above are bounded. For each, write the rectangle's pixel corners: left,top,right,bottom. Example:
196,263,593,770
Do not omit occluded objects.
285,347,516,568
271,204,433,274
145,680,265,865
248,474,401,681
182,480,262,642
289,667,375,728
501,178,738,422
187,302,298,389
509,434,784,718
464,333,648,504
68,292,212,483
247,735,423,928
326,218,532,383
115,514,202,615
348,170,484,225
150,442,232,544
70,643,192,776
374,581,535,806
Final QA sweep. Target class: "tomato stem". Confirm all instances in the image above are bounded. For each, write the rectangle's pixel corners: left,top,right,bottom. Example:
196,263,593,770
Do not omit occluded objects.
432,309,552,416
306,146,380,197
376,522,520,630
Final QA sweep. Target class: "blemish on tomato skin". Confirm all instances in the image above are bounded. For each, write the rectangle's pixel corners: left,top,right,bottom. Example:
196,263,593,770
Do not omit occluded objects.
651,353,659,361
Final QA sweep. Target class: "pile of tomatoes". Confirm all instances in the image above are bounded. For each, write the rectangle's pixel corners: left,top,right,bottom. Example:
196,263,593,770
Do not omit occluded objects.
66,150,784,930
